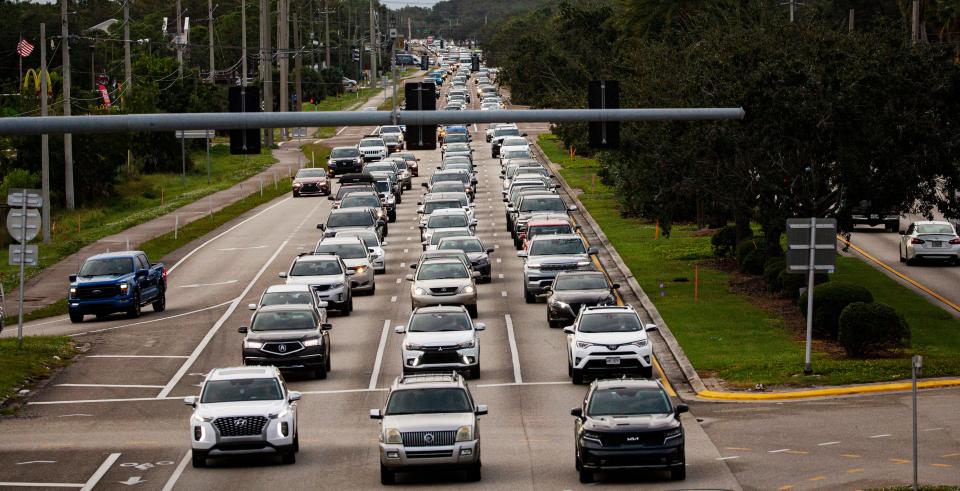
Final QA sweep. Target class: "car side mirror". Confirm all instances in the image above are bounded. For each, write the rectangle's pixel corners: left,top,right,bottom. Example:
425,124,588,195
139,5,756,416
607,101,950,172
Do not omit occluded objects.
475,404,488,416
675,404,688,416
521,132,528,136
317,224,326,230
69,274,78,282
516,251,528,258
381,241,389,246
421,182,429,188
409,264,418,270
136,269,149,278
611,283,620,290
542,285,551,292
645,323,659,332
288,391,302,402
417,201,423,205
899,230,906,235
394,325,406,333
238,326,248,334
183,396,198,407
377,220,386,227
370,409,383,420
563,326,575,334
405,274,415,281
486,248,495,254
419,225,427,229
321,323,333,330
247,303,257,310
570,407,583,418
475,322,486,331
568,205,579,212
587,247,598,255
472,271,481,278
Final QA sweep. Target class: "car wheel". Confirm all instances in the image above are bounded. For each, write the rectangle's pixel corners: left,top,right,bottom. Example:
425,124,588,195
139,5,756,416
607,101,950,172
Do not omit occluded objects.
579,469,593,484
315,364,327,380
467,304,478,318
396,194,402,205
380,464,395,485
191,450,207,468
292,191,300,198
899,246,906,263
369,281,376,295
152,287,166,312
345,295,354,314
906,255,916,266
524,289,536,304
671,456,686,481
389,213,396,223
326,350,332,372
383,225,389,236
280,447,296,464
568,363,573,377
69,312,84,324
465,461,481,482
572,368,584,385
575,452,583,471
469,364,480,380
293,434,300,453
126,292,141,319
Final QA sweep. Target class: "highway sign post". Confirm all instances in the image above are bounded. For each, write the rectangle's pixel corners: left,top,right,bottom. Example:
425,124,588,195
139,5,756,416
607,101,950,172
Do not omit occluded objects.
787,217,837,375
176,129,215,184
7,188,43,348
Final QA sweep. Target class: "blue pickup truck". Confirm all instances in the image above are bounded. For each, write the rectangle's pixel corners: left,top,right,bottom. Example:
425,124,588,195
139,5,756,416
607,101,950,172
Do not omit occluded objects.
68,251,167,323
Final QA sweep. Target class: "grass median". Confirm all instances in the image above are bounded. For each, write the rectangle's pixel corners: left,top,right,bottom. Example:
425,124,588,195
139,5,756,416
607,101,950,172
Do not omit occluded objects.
539,133,960,388
0,336,75,412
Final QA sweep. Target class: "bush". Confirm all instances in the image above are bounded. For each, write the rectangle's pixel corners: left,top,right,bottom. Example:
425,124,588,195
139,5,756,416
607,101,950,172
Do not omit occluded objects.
735,237,765,265
779,269,830,300
763,256,787,293
799,283,874,338
740,249,768,275
711,225,748,257
838,302,910,357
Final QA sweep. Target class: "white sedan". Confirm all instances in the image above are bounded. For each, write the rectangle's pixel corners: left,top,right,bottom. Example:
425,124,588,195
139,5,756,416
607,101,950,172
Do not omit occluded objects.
898,220,960,265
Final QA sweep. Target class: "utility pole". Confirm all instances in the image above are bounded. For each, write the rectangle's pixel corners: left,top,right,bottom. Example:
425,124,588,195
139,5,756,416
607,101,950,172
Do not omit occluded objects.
241,0,247,85
123,0,132,97
40,23,50,243
259,0,273,147
369,0,376,86
278,0,288,140
407,16,411,41
911,0,920,45
294,12,302,112
61,0,75,210
208,0,215,82
176,0,183,76
324,0,331,69
848,9,854,32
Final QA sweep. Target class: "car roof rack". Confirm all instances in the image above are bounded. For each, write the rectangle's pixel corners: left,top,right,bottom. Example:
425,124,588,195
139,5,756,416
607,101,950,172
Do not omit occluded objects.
398,371,460,385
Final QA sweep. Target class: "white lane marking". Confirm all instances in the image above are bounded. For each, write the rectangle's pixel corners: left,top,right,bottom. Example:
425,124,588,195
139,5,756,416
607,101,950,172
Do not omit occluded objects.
403,248,409,254
716,456,740,461
58,384,165,389
160,452,190,491
16,461,57,465
369,320,391,390
768,449,791,454
158,236,293,398
300,387,388,395
501,291,508,297
390,296,397,303
28,396,188,405
396,278,402,284
870,434,892,439
475,381,567,388
69,300,234,338
80,452,121,491
57,414,92,418
400,262,405,268
408,226,413,230
923,427,944,432
335,126,347,136
88,355,189,359
406,236,412,241
498,274,504,279
0,482,82,488
179,280,239,289
818,441,841,446
216,245,268,251
496,258,502,263
168,197,292,274
505,314,522,384
118,477,145,486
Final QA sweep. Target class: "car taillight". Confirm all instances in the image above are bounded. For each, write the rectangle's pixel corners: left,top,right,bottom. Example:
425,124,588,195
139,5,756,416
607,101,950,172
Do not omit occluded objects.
911,238,925,244
950,238,960,245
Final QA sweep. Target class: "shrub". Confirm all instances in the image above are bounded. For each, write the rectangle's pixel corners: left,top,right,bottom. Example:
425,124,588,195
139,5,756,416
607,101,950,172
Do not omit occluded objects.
779,270,830,300
711,225,748,257
799,283,874,338
740,249,768,275
735,237,765,265
838,302,910,357
763,256,787,293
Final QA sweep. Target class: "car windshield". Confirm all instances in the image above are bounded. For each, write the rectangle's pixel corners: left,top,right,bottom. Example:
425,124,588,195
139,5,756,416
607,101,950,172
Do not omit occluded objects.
916,223,955,234
381,126,402,134
587,387,671,416
360,139,383,147
446,143,470,152
504,149,531,159
434,173,468,184
579,313,642,333
431,230,470,245
338,231,380,248
365,164,394,173
341,195,381,209
260,291,316,307
428,214,468,228
315,243,368,259
530,238,585,255
251,310,317,331
502,138,528,147
433,182,466,192
374,181,391,193
445,134,468,143
439,239,483,253
446,164,472,173
555,275,608,291
201,378,283,403
296,169,326,178
520,197,565,212
290,260,343,276
382,134,399,143
79,257,134,276
327,211,373,227
424,200,461,214
336,186,373,199
408,312,472,332
444,157,471,166
385,388,473,415
529,224,573,238
417,262,469,280
496,128,520,137
331,148,358,158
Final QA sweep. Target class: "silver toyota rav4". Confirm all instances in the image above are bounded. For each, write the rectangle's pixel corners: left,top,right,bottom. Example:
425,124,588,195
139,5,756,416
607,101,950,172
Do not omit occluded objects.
370,372,487,485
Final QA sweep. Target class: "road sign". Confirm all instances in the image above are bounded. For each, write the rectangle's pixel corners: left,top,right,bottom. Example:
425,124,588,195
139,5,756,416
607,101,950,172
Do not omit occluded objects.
786,218,837,273
6,208,41,243
8,244,38,266
7,188,43,208
175,129,214,139
588,81,620,149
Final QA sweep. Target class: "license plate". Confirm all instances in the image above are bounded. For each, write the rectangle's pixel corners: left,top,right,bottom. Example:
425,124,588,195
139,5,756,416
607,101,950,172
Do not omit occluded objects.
605,357,621,366
931,241,943,248
870,214,880,219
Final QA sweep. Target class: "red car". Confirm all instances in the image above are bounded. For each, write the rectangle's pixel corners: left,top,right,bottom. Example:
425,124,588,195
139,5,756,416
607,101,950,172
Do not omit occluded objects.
522,217,577,251
292,168,330,197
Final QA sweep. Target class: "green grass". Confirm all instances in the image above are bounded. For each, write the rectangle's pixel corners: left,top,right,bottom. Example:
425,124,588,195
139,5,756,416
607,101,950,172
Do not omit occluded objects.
377,86,405,111
0,147,275,298
302,87,382,112
539,134,960,387
300,143,333,171
0,336,75,409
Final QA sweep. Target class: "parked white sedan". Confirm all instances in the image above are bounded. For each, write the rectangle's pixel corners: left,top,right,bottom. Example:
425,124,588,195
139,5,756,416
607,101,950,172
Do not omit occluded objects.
898,220,960,265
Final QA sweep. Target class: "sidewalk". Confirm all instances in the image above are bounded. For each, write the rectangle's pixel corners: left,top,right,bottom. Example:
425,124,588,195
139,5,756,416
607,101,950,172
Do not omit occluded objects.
4,80,406,319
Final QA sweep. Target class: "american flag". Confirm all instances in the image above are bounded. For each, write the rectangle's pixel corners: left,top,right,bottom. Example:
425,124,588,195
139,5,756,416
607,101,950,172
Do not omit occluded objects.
16,37,34,58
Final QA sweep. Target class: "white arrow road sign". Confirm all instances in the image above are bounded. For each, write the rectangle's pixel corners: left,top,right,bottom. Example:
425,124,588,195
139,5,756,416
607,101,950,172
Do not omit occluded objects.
119,476,146,486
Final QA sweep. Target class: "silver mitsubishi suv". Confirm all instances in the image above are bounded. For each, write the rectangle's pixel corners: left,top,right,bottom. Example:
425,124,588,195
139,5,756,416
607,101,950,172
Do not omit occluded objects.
370,372,487,485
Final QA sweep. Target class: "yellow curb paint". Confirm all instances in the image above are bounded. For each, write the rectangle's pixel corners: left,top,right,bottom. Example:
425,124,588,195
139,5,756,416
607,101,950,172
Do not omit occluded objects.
841,454,861,459
931,463,953,468
653,356,678,397
889,459,910,465
697,378,960,401
847,468,865,474
838,236,960,314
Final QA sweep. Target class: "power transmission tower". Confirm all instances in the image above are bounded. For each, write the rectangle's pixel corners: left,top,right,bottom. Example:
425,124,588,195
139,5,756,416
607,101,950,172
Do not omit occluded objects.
61,0,75,210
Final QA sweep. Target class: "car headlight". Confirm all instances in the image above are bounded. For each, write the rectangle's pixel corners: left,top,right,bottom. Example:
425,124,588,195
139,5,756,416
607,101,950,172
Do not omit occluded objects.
455,425,474,442
384,428,403,444
330,282,345,290
354,266,367,274
404,342,424,351
550,299,569,309
461,285,475,294
664,427,683,441
630,339,649,348
576,341,595,350
474,256,489,265
244,339,264,349
69,287,77,298
293,182,302,188
414,287,427,295
456,339,476,349
119,283,129,294
191,413,215,423
303,337,322,347
581,430,603,443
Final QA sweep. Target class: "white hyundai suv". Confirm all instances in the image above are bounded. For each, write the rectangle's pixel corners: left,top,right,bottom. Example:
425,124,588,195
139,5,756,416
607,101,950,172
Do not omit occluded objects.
184,366,301,467
564,305,658,384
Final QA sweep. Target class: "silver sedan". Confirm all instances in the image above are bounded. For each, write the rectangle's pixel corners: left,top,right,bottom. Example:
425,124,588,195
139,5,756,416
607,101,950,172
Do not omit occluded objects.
899,220,960,265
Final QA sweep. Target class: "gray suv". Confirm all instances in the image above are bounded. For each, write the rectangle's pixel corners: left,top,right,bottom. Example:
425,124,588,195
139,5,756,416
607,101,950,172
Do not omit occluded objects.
370,373,487,484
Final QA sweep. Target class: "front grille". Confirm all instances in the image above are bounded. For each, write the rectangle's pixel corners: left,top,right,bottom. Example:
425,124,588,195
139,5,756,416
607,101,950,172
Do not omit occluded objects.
541,263,578,272
420,351,464,365
313,284,334,292
597,430,669,447
405,449,455,459
75,285,121,299
213,416,268,437
429,287,459,295
401,430,456,447
261,341,304,356
299,183,319,192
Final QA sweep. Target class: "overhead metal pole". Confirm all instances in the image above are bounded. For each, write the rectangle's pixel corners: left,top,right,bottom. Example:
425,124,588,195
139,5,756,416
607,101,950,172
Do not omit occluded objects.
278,0,288,140
324,0,331,68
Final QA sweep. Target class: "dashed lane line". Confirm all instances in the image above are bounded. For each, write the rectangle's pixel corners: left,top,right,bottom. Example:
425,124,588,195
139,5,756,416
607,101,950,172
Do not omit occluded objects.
504,314,523,384
768,449,791,454
80,452,121,491
61,300,233,337
88,355,189,359
818,441,841,446
870,434,892,438
369,320,391,390
846,468,865,474
161,451,190,491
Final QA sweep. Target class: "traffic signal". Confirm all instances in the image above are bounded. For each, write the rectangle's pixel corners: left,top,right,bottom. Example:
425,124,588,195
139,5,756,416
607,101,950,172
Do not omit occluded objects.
352,48,360,62
588,80,620,149
228,86,261,155
404,82,437,150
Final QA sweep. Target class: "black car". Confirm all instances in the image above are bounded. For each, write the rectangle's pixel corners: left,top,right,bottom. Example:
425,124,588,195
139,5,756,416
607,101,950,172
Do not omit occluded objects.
546,272,619,328
572,378,687,483
239,304,333,379
326,146,364,176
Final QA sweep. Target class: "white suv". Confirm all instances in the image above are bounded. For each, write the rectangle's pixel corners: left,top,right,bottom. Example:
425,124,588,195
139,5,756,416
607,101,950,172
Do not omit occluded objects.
564,305,658,384
395,305,485,379
184,366,300,467
280,253,355,315
359,136,388,161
